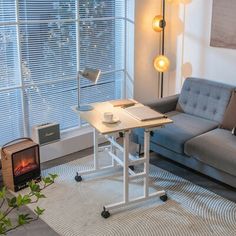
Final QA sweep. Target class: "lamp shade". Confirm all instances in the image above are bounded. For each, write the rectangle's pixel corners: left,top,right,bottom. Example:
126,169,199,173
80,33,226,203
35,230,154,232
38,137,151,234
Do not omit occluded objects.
152,15,165,32
153,55,170,72
79,68,101,84
76,68,101,112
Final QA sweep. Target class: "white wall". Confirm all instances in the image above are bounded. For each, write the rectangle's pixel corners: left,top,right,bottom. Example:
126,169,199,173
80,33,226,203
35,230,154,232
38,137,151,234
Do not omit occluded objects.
133,0,161,104
134,0,236,102
167,0,236,94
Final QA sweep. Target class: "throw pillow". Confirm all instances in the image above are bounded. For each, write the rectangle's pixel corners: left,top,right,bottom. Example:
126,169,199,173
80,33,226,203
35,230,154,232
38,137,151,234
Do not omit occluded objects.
221,91,236,130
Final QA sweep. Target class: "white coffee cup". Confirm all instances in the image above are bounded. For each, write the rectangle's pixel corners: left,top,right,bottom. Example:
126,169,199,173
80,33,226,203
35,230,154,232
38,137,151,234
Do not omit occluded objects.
104,112,113,122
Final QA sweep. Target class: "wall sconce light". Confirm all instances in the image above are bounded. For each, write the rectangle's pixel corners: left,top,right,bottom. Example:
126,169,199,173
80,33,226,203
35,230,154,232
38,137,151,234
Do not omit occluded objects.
153,0,170,98
152,15,166,32
153,55,170,72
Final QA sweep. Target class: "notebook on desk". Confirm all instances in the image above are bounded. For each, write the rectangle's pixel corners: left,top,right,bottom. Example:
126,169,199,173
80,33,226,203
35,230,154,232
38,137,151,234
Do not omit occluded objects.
109,99,136,108
125,105,166,121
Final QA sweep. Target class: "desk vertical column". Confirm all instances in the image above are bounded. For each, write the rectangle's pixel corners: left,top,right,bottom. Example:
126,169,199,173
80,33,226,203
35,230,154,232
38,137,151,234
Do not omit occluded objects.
94,128,99,170
111,135,117,167
144,130,150,197
123,130,130,203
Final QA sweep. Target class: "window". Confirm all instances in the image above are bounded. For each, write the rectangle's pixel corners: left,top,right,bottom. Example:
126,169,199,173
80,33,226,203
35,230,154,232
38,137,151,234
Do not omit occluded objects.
0,0,134,146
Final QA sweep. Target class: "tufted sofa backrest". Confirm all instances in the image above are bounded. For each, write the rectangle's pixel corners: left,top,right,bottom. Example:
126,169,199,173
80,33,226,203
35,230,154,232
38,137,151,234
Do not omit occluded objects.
177,78,234,123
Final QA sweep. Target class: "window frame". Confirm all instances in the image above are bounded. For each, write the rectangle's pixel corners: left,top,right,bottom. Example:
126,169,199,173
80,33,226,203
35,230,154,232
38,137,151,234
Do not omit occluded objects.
0,0,135,144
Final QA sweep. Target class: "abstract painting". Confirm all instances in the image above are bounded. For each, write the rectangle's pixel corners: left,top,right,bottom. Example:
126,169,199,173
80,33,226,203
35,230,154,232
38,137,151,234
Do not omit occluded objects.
210,0,236,49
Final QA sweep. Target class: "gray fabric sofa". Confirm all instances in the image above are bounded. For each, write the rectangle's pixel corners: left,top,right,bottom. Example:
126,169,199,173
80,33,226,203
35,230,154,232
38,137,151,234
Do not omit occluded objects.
133,77,236,188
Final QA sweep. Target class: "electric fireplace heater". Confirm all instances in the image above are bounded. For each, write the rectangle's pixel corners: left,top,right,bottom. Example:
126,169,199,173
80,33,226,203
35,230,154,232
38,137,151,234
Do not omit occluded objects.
1,138,41,192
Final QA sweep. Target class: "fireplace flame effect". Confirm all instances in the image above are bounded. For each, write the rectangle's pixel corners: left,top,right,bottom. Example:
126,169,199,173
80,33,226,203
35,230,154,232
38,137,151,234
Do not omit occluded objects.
14,158,38,177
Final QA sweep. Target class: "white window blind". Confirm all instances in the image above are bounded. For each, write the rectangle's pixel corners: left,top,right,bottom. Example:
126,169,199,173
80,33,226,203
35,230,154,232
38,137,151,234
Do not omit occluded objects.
0,0,134,146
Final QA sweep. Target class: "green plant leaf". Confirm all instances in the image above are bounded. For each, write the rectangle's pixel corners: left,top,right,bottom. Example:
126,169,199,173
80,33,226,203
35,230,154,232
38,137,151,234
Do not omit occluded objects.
16,194,23,207
29,182,40,193
22,195,31,205
49,173,58,181
0,187,6,199
34,206,45,216
0,222,7,235
18,214,32,225
7,197,17,208
18,215,26,225
2,217,12,228
34,192,46,200
16,194,32,207
42,177,53,185
0,212,4,219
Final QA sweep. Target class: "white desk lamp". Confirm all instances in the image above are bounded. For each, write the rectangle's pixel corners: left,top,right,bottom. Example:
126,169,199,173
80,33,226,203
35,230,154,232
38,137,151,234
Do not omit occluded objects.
77,68,101,111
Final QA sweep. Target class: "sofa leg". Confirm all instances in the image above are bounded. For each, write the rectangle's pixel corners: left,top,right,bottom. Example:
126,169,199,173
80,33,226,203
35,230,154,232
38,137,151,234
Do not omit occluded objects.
138,144,153,157
138,144,144,157
138,144,141,156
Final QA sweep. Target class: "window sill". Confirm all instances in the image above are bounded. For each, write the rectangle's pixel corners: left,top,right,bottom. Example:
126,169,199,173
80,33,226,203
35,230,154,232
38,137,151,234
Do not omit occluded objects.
40,125,106,163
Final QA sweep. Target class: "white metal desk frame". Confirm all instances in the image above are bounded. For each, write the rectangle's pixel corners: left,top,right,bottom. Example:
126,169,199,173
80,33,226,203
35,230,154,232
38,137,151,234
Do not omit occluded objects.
75,125,167,218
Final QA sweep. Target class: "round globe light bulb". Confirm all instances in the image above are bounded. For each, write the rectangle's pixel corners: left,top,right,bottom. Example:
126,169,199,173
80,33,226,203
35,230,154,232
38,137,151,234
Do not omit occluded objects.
152,15,165,32
154,55,170,72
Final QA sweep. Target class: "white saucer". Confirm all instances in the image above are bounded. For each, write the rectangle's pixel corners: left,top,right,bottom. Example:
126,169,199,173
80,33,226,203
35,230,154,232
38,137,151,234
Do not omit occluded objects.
102,117,120,124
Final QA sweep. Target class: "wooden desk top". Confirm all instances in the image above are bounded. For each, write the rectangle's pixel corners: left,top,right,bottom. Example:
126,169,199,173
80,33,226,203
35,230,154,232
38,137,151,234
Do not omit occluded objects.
72,101,173,135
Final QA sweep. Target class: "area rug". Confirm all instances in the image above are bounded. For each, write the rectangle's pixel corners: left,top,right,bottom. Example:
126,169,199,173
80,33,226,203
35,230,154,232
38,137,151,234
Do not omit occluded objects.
22,152,236,236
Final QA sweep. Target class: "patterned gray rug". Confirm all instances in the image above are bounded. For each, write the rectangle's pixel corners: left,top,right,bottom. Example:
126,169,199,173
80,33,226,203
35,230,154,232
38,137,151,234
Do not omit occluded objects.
22,152,236,236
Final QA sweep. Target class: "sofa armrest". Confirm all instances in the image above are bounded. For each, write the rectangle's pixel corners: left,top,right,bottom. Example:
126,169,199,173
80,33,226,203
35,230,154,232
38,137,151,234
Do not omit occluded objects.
145,94,179,113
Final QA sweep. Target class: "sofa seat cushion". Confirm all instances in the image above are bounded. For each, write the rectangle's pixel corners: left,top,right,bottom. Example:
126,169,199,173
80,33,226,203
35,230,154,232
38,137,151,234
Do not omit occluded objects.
185,128,236,176
134,112,218,154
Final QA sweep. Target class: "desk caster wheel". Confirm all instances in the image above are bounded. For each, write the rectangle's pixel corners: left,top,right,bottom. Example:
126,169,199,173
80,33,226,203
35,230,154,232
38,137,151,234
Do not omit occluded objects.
129,165,134,171
160,194,168,202
75,172,82,182
101,207,110,219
